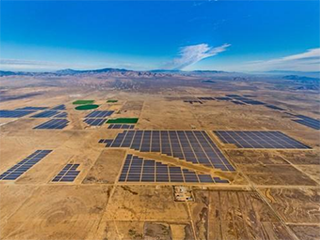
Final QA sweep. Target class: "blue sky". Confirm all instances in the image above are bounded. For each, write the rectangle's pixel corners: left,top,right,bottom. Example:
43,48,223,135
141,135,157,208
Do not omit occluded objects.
1,1,319,72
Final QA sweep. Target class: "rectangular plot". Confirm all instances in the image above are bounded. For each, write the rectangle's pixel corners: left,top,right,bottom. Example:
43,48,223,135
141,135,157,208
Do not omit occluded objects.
34,119,69,129
85,111,114,118
214,131,310,149
0,150,52,181
52,164,80,182
51,105,66,110
0,110,36,118
31,110,60,118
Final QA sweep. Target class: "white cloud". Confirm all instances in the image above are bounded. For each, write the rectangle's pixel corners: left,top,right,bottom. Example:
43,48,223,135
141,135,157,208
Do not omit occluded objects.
244,48,320,72
164,43,231,70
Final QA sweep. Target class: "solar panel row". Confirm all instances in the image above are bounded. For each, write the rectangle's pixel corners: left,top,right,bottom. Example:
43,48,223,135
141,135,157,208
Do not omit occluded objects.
108,124,134,129
292,115,320,130
231,101,245,105
31,110,61,118
105,130,235,171
198,97,215,100
0,110,36,118
51,104,66,110
52,164,80,182
53,112,68,118
84,118,106,126
265,105,284,111
85,110,114,118
0,150,52,180
214,131,310,149
34,119,69,129
231,96,265,105
119,154,229,183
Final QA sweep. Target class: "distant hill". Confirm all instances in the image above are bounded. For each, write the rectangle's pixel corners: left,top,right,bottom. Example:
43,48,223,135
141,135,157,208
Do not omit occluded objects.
0,67,226,77
282,75,320,82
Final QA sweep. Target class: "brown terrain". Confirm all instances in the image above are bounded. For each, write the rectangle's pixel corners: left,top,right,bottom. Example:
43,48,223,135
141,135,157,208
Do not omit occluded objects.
0,70,319,240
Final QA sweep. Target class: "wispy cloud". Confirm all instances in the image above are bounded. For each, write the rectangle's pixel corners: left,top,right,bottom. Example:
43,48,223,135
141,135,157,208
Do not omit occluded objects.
0,59,69,71
245,48,320,72
164,43,231,70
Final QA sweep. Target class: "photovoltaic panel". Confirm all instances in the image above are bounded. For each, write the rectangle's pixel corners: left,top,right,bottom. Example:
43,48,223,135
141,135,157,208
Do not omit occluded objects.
104,130,235,172
214,131,310,149
118,154,229,184
85,111,114,118
0,110,36,118
215,97,232,101
265,105,284,111
34,119,69,129
0,150,52,180
108,124,135,129
51,105,66,110
292,115,320,130
84,118,106,126
53,112,68,118
52,164,80,182
31,110,60,118
231,101,245,105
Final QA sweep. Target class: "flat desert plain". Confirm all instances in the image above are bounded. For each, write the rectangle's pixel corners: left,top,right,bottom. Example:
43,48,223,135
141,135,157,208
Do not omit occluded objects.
0,71,319,240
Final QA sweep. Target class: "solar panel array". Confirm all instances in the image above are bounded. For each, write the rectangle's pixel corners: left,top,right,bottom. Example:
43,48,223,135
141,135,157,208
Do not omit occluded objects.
105,130,235,171
84,110,114,126
231,101,245,105
31,110,61,118
51,104,66,110
108,124,134,129
215,97,232,101
34,119,69,129
84,118,106,126
53,112,68,118
52,164,80,182
265,105,284,111
0,110,36,118
85,111,114,118
0,150,52,180
119,154,229,183
214,131,310,149
292,115,320,130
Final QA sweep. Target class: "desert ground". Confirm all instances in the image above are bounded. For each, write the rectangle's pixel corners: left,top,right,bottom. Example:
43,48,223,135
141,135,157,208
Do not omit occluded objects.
0,71,319,240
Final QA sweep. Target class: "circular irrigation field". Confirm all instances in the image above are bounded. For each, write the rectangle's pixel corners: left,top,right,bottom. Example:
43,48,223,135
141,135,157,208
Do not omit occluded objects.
75,104,99,110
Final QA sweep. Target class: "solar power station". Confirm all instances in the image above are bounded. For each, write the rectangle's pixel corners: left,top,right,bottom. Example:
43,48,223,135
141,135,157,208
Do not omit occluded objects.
0,109,37,118
292,115,320,130
34,119,69,129
0,150,52,180
214,131,310,149
108,124,134,129
119,154,229,183
52,164,80,182
84,110,114,126
104,130,235,171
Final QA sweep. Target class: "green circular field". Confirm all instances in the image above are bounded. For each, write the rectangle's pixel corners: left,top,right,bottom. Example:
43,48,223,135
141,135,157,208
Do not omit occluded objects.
75,104,99,110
